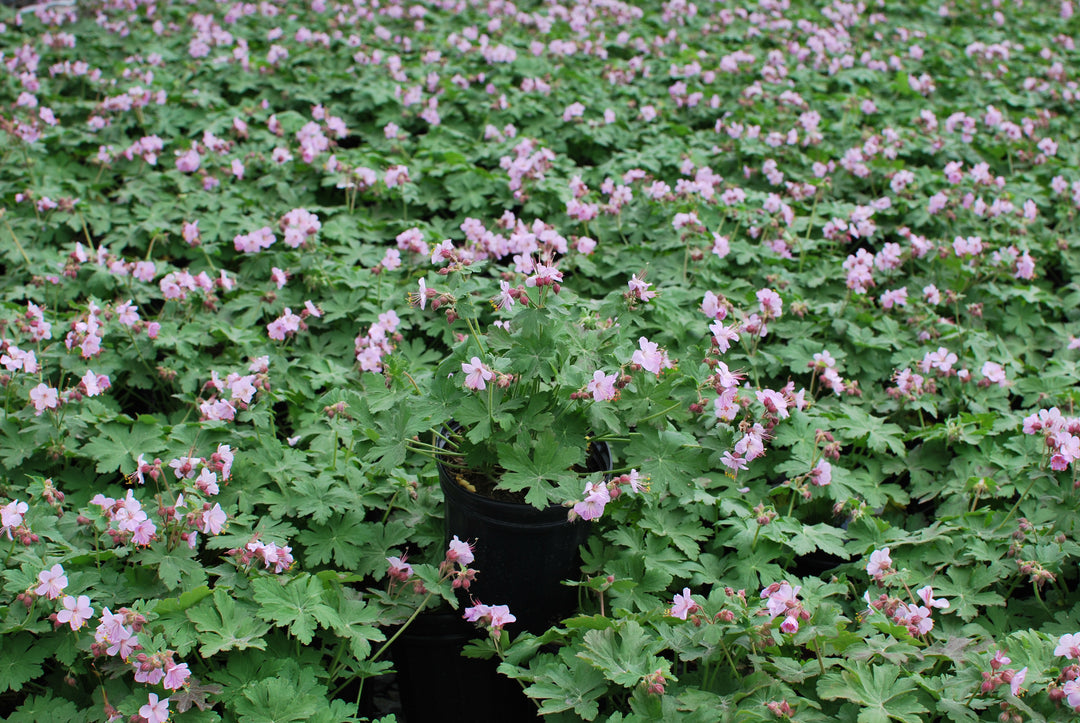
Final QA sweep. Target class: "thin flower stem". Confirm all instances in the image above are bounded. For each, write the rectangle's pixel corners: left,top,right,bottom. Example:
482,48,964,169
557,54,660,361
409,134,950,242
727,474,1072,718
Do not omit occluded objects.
368,591,434,664
993,476,1039,533
430,427,458,448
1033,582,1050,613
637,401,682,424
718,639,740,681
400,370,421,394
1,215,32,268
404,442,463,459
813,633,826,675
76,211,96,250
21,145,38,187
380,491,400,525
463,316,488,358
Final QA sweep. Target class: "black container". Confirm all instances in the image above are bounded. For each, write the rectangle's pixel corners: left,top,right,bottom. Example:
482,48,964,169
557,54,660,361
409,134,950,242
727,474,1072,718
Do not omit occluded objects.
390,609,537,722
438,436,612,633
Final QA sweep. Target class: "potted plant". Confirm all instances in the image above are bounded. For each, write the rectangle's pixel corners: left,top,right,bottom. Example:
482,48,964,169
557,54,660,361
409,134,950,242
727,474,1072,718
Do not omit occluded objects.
367,234,696,631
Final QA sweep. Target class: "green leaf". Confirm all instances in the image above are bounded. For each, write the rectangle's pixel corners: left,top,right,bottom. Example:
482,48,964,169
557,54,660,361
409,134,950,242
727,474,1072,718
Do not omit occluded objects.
638,506,709,560
934,566,1006,622
326,586,384,660
635,427,705,496
577,620,667,688
141,544,208,591
79,420,166,474
788,523,851,558
187,587,272,657
6,692,88,723
0,634,48,693
155,585,213,615
520,653,608,721
832,407,906,456
233,661,349,723
496,429,582,508
818,661,929,723
252,574,339,644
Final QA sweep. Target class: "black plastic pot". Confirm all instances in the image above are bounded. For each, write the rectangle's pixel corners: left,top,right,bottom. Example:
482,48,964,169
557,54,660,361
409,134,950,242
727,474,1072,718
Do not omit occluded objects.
438,435,612,633
389,609,537,722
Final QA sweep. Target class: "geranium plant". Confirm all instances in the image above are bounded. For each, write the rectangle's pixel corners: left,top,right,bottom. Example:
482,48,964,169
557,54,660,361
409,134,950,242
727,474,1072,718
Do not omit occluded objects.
374,246,692,511
4,0,1080,721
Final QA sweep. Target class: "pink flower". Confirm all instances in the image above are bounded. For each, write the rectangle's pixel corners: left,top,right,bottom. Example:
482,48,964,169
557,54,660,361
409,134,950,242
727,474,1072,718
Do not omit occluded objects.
414,278,428,310
139,693,170,723
447,535,475,565
1056,632,1080,659
36,564,68,599
880,287,908,310
625,469,646,493
175,148,200,173
182,221,200,245
462,357,493,391
464,603,516,631
573,481,610,521
271,267,288,289
866,547,892,579
1010,666,1027,697
463,603,490,623
163,661,191,691
669,587,699,620
201,503,227,535
632,337,673,375
627,274,656,302
895,602,934,634
57,594,94,630
494,280,515,311
810,459,832,486
709,321,740,353
701,291,726,320
756,288,783,319
980,361,1007,387
1065,679,1080,708
586,370,618,402
29,383,59,415
81,369,105,397
387,556,414,581
1,499,29,539
488,605,516,630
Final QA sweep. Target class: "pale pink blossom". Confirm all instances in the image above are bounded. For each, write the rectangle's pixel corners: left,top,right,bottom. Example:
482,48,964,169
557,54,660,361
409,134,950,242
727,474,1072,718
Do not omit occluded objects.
866,547,892,579
447,535,474,565
57,594,94,630
36,564,68,599
586,371,618,402
139,693,170,723
461,357,493,391
669,587,700,620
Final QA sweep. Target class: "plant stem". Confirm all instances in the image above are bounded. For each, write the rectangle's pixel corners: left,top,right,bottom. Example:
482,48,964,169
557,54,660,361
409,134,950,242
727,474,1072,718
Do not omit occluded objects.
380,490,399,525
993,476,1039,533
1,214,32,268
355,591,436,709
638,401,682,424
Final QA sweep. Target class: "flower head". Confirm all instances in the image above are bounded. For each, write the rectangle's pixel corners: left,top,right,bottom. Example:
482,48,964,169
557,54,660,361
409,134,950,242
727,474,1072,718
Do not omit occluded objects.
669,587,700,620
461,357,494,391
586,370,618,402
139,693,170,723
632,337,673,375
866,547,892,579
57,594,94,630
36,564,68,599
446,535,475,566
